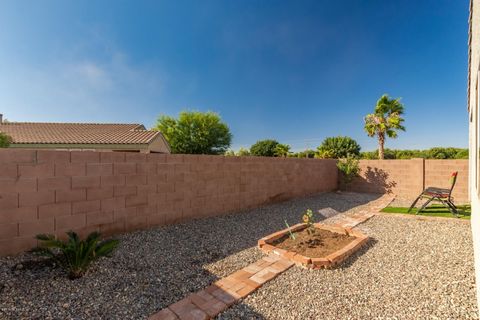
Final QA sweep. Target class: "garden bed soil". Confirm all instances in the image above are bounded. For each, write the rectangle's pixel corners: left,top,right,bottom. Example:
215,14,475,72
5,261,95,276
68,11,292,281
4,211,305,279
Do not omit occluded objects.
272,228,356,258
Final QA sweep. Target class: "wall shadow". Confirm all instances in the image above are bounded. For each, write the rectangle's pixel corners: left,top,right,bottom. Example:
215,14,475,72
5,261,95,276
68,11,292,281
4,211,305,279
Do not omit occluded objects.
350,166,397,194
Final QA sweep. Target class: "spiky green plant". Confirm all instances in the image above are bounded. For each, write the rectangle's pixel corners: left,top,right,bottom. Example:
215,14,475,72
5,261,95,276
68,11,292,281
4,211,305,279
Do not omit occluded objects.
33,231,119,279
284,220,296,240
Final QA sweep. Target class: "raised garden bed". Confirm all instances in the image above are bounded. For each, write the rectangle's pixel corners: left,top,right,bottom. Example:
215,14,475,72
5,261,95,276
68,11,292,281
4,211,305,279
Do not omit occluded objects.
258,223,369,269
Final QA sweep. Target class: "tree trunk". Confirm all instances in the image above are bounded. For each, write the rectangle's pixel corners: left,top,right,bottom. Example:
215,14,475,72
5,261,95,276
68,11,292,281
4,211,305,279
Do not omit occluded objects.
378,133,385,160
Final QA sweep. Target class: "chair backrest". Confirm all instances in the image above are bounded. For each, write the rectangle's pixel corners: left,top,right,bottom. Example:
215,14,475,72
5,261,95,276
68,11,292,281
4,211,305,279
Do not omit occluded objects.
448,171,458,196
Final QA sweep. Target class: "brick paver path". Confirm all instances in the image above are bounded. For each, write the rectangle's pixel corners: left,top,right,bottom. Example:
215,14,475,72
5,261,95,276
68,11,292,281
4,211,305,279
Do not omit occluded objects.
149,194,394,320
325,194,394,228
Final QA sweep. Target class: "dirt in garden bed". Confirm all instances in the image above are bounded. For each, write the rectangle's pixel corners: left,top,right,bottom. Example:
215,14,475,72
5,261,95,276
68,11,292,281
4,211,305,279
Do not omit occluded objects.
272,228,356,258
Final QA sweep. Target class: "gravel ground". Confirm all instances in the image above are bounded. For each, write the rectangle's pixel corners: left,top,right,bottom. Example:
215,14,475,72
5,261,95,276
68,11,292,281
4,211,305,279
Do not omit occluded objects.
219,214,479,320
388,196,429,208
0,192,379,320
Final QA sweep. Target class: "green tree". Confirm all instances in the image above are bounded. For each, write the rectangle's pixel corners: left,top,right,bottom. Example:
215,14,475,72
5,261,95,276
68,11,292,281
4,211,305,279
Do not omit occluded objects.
155,111,232,154
455,149,469,159
274,143,291,157
316,136,361,159
224,149,236,156
0,132,11,148
364,94,406,159
236,147,251,156
250,139,279,157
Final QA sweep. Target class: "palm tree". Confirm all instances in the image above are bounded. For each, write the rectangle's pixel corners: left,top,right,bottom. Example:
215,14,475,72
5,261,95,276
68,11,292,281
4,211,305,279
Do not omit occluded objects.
274,143,291,157
364,94,405,159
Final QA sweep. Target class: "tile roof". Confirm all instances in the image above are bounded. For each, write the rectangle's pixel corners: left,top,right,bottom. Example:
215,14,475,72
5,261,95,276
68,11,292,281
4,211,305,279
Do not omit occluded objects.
0,122,161,145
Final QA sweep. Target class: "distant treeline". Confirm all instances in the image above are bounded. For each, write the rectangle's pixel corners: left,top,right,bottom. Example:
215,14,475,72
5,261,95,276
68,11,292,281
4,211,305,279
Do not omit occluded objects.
286,147,468,159
359,147,468,160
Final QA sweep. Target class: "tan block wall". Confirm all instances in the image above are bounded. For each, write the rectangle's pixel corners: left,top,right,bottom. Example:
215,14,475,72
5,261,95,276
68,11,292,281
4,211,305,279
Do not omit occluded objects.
347,159,469,203
0,150,338,256
424,160,469,203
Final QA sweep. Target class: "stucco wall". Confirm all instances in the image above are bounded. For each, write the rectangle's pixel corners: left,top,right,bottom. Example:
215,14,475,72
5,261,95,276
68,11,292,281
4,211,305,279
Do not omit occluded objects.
0,150,338,256
469,0,480,312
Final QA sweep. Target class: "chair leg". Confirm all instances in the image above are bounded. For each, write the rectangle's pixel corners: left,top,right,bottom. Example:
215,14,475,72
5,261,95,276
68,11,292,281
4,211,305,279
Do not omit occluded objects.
446,200,458,216
417,198,433,214
408,195,423,213
448,199,458,209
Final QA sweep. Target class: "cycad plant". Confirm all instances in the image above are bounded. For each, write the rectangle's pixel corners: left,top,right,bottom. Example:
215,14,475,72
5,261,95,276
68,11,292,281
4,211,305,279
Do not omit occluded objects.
34,231,119,279
364,94,406,159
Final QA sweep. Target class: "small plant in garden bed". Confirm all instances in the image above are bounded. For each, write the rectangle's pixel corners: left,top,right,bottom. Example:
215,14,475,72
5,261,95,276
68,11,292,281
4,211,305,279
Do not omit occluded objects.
259,211,369,268
302,209,315,235
272,228,355,258
33,231,119,279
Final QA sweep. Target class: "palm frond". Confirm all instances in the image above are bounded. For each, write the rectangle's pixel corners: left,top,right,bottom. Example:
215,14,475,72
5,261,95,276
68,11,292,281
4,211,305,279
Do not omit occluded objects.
35,231,119,279
95,239,120,257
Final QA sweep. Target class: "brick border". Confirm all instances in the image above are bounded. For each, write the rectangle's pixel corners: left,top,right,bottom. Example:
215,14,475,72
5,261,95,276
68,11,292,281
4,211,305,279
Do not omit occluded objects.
149,254,293,320
257,223,369,269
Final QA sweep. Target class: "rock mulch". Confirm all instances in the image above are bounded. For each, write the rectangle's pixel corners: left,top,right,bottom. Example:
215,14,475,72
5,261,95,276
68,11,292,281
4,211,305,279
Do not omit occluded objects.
219,213,479,319
0,192,477,319
0,192,379,319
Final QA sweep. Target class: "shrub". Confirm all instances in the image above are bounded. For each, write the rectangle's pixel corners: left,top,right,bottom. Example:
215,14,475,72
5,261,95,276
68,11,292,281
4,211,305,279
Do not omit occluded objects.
295,149,316,158
456,149,469,159
337,156,360,186
0,132,12,148
224,149,236,156
250,139,279,157
236,147,251,156
34,231,119,279
316,136,361,159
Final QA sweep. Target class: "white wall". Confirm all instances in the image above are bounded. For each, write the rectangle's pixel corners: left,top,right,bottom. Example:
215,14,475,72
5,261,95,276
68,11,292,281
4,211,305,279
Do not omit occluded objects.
469,0,480,312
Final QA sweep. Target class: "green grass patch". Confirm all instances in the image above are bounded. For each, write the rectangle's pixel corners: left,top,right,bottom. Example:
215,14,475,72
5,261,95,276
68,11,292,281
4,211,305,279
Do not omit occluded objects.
381,204,471,220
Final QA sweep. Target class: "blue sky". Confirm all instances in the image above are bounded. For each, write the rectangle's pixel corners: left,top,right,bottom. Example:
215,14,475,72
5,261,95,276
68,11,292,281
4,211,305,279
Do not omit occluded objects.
0,0,469,151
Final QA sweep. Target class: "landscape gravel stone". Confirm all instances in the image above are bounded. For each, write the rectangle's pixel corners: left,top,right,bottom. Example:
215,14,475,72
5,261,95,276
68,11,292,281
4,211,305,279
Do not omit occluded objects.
219,213,479,319
0,192,476,319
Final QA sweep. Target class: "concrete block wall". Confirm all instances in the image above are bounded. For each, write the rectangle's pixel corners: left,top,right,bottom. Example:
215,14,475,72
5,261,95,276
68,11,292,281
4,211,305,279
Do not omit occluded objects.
424,160,469,203
0,150,338,256
347,159,469,203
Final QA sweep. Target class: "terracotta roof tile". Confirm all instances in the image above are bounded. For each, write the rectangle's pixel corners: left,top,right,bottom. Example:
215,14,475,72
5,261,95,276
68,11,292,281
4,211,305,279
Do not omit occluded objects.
0,122,161,145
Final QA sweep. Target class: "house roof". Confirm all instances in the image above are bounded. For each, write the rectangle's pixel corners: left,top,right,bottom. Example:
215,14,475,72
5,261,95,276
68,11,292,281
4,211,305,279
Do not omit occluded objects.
0,122,163,145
